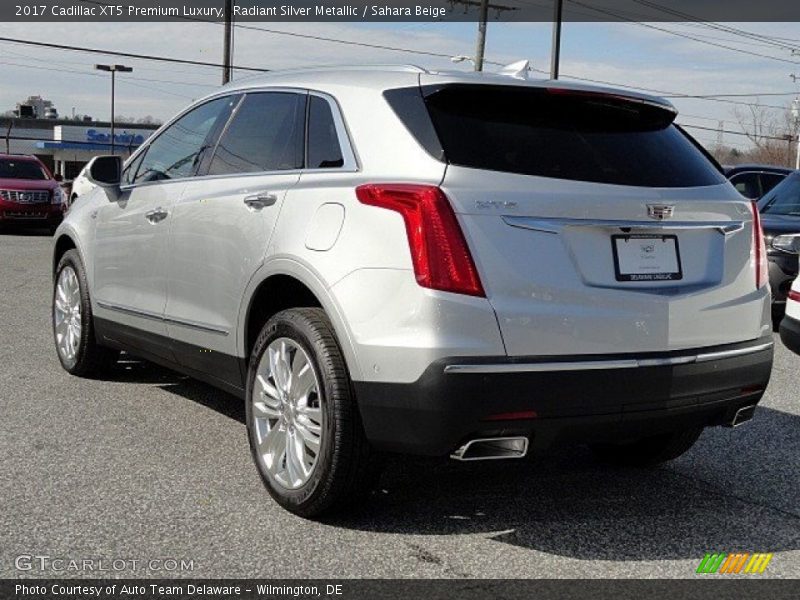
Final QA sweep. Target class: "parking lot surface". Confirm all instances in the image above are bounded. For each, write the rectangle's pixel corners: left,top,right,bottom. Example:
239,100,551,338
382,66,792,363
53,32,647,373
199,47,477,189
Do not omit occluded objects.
1,230,799,579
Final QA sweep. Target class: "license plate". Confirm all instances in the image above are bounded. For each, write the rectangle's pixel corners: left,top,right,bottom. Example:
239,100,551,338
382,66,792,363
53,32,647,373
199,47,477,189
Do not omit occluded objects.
611,234,682,282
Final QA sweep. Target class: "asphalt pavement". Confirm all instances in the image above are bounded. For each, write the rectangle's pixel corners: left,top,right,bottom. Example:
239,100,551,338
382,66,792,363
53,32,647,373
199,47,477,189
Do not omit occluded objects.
1,230,799,579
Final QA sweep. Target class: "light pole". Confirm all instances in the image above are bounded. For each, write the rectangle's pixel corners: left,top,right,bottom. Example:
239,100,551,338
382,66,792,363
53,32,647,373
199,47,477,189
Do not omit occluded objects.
95,64,133,155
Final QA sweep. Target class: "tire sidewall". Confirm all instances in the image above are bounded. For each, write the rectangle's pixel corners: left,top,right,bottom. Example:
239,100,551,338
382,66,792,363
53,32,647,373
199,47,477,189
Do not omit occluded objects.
53,250,92,373
245,311,341,512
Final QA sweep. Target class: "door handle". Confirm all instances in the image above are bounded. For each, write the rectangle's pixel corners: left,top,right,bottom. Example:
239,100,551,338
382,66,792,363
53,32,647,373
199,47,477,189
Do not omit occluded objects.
145,208,169,224
243,193,278,210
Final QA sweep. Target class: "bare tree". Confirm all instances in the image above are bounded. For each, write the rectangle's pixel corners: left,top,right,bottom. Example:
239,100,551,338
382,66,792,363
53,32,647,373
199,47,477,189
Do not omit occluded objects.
733,101,798,167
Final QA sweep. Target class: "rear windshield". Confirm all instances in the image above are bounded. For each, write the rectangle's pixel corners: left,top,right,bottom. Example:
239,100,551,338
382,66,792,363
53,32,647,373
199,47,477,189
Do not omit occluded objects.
0,158,48,180
418,85,724,188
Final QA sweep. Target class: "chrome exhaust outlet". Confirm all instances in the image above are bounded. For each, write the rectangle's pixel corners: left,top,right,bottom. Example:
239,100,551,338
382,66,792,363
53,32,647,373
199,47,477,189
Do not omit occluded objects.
727,405,756,428
450,437,529,461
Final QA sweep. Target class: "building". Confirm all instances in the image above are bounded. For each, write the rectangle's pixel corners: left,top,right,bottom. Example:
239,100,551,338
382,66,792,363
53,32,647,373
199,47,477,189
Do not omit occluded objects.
0,115,158,179
14,95,59,119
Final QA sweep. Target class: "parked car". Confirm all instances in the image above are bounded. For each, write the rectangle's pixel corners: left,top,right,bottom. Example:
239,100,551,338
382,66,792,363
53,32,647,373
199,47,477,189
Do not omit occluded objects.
52,67,774,516
779,265,800,356
0,153,66,234
724,164,794,200
757,172,800,317
69,158,98,204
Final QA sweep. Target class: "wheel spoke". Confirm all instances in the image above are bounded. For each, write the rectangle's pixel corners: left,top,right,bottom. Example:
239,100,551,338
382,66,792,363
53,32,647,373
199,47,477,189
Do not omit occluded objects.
285,430,308,485
253,400,281,420
256,374,281,406
259,425,286,475
296,421,321,453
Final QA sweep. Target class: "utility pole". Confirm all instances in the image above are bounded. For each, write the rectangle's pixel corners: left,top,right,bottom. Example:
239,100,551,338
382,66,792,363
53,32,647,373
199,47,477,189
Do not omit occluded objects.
550,0,564,79
792,97,800,170
475,0,489,71
95,64,133,155
452,0,515,72
222,0,233,84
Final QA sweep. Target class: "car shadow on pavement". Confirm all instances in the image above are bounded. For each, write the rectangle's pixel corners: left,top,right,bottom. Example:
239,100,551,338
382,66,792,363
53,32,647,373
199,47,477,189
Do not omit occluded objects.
105,355,247,424
0,226,53,236
104,356,800,561
326,406,800,561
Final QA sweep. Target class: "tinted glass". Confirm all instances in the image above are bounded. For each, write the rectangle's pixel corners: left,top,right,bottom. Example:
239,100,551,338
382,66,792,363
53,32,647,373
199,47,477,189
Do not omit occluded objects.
422,85,726,187
0,159,47,180
207,92,305,175
760,174,800,216
761,173,787,196
730,173,761,199
307,96,344,169
121,152,145,185
134,97,230,183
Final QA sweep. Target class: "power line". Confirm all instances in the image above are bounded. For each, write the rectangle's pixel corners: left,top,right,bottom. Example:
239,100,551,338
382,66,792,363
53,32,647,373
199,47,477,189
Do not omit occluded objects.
0,36,270,73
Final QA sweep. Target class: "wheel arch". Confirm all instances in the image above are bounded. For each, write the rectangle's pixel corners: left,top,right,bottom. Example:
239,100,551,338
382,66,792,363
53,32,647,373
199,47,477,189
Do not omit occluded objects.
238,260,363,381
52,233,78,279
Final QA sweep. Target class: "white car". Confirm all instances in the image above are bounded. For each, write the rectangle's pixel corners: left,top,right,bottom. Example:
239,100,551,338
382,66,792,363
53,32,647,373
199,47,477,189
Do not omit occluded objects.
780,253,800,355
52,66,774,516
68,158,98,204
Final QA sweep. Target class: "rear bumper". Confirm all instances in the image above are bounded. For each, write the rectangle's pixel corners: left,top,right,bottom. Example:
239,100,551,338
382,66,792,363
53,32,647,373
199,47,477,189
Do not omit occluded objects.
354,336,774,456
780,315,800,356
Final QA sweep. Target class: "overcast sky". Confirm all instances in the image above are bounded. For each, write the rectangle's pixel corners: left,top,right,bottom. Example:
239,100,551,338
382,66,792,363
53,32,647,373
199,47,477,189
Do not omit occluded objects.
1,20,799,149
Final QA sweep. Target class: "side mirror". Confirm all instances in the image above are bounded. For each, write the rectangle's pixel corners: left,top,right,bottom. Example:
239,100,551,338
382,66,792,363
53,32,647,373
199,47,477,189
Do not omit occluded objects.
88,155,122,186
772,234,800,254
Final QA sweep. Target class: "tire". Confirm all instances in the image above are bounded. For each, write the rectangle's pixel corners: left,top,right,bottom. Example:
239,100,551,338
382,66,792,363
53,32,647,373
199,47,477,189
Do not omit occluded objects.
246,308,379,517
590,427,703,467
52,249,119,377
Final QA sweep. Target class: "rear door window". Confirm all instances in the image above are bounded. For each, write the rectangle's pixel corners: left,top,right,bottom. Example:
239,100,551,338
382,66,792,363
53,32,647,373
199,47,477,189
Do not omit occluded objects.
418,85,725,188
306,95,344,169
730,173,761,199
207,92,306,175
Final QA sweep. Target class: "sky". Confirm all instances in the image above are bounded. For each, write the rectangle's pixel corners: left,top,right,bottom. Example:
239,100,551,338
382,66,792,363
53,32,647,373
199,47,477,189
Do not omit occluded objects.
0,19,799,150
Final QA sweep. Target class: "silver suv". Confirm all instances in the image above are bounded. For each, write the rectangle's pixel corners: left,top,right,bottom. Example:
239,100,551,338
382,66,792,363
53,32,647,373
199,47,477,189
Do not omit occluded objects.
52,66,773,516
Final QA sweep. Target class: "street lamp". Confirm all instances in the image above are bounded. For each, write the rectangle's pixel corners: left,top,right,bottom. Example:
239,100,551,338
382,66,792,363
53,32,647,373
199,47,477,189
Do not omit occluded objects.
95,64,133,155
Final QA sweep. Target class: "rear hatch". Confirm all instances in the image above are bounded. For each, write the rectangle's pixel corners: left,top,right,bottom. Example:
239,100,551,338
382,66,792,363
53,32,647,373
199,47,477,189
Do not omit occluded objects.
416,80,766,356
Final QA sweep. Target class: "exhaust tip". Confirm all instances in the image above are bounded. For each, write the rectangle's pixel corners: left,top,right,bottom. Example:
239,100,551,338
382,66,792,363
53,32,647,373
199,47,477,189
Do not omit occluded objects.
450,437,529,461
727,405,757,428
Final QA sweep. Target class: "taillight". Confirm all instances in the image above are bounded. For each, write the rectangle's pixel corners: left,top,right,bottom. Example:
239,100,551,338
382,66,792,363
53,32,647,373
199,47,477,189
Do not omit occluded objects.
789,290,800,303
751,201,768,289
355,184,485,297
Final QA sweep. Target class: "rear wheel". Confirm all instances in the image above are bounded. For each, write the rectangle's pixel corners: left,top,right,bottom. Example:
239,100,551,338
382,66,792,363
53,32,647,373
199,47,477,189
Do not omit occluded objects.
590,427,703,467
52,249,119,376
246,308,379,517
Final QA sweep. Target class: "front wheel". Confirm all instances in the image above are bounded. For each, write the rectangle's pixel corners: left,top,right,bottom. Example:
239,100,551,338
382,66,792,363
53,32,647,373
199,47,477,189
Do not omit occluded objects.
246,308,379,517
590,427,703,467
52,249,119,376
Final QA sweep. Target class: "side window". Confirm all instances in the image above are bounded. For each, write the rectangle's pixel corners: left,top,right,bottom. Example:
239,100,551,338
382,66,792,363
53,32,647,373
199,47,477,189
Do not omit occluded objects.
134,97,231,183
730,173,760,199
207,92,306,175
307,95,344,169
760,173,786,196
121,151,145,186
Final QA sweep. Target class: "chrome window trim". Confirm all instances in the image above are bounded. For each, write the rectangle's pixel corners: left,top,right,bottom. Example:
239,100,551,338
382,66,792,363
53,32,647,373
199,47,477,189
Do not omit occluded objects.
442,341,773,374
96,301,230,336
118,86,359,194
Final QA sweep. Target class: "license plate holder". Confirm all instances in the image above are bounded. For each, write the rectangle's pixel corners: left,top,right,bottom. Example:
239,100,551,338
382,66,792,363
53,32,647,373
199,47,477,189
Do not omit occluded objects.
611,234,682,282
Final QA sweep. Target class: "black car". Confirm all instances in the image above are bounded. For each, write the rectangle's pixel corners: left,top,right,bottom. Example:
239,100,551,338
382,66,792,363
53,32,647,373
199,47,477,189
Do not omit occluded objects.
725,164,794,200
757,171,800,316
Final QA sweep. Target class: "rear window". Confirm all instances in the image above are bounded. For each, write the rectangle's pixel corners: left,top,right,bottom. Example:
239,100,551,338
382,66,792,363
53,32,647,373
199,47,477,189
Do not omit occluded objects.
0,158,48,180
409,85,725,188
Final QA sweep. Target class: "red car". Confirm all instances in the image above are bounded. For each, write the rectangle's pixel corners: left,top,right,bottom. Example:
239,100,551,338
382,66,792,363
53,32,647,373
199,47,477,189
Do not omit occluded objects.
0,154,66,234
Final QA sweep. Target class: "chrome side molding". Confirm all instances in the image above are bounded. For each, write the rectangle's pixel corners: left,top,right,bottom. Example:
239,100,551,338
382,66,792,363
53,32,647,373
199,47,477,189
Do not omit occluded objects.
503,216,745,236
444,342,773,375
